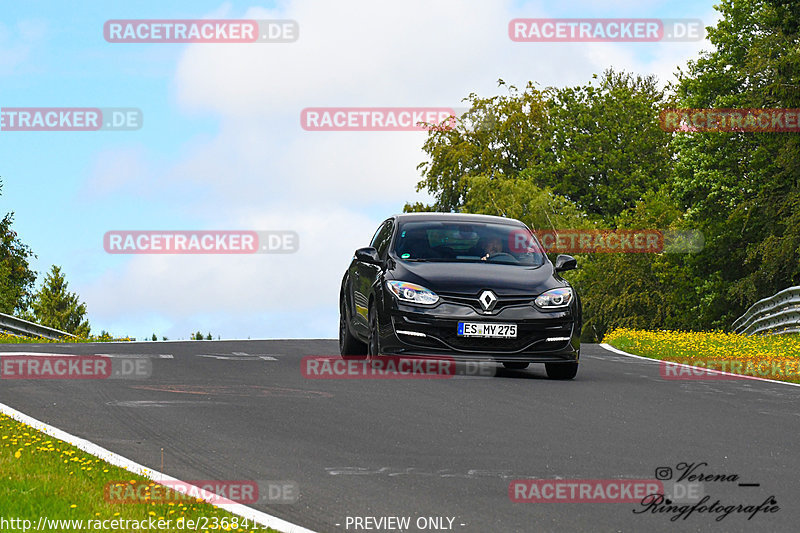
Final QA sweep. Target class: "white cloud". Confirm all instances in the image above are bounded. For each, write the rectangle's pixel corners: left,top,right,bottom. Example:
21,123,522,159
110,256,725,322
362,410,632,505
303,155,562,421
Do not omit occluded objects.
83,208,377,338
85,0,716,338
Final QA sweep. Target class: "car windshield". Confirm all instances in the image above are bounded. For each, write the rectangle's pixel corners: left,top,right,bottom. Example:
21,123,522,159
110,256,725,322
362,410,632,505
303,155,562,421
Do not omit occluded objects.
393,220,546,266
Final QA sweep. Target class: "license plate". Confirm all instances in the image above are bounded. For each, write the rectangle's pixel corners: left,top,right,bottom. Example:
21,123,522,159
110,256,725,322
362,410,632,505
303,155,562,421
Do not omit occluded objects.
457,322,517,338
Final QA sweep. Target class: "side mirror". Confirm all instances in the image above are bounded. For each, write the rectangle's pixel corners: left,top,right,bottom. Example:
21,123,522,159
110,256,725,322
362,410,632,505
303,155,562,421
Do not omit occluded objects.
355,247,382,265
554,254,577,273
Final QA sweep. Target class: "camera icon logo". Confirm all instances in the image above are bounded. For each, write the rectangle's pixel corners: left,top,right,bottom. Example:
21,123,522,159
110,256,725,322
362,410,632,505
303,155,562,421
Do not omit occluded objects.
655,467,673,480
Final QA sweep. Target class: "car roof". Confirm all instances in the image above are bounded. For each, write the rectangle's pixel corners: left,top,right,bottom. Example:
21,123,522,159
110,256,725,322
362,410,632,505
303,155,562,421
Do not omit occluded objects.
392,212,527,227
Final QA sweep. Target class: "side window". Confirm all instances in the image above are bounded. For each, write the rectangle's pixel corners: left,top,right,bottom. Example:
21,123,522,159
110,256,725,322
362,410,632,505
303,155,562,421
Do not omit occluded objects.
370,219,394,258
369,222,385,248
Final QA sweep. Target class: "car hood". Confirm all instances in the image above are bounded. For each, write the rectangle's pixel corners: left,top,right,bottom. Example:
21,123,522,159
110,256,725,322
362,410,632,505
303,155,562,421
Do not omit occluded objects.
389,259,564,296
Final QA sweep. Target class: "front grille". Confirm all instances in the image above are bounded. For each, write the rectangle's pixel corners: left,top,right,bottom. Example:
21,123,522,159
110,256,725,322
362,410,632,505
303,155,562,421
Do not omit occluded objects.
438,292,535,313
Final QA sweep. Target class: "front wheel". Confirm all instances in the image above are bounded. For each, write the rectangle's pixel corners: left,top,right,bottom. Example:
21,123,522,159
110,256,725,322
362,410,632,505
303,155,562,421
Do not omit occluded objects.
339,298,366,359
545,362,578,380
367,304,382,358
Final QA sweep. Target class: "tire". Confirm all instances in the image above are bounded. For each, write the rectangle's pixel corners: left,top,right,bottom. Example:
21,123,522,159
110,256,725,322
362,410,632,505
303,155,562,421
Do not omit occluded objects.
502,362,529,370
545,362,578,380
339,297,367,359
367,304,381,358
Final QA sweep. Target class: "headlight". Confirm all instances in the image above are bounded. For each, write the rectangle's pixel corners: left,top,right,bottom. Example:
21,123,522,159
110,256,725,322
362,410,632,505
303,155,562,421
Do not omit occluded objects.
534,287,573,309
386,281,439,305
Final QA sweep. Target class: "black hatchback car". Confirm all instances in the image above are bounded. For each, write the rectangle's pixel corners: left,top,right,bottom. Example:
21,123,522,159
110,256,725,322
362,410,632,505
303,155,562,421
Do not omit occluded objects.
339,213,581,379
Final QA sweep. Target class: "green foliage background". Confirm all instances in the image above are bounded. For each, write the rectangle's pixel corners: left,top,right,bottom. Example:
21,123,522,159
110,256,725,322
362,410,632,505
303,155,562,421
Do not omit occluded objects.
407,0,800,341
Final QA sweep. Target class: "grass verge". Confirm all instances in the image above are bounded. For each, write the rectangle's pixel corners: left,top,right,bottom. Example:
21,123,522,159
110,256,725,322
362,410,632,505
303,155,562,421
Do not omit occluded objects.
0,413,280,532
0,333,132,344
603,328,800,384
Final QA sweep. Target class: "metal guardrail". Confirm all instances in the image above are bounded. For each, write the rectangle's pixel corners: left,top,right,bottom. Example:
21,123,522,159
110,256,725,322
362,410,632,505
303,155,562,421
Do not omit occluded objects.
0,312,75,340
731,286,800,336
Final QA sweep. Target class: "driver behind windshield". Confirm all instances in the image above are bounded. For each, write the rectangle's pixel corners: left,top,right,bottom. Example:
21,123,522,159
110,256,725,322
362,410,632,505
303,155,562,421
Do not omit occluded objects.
393,222,545,266
480,236,504,261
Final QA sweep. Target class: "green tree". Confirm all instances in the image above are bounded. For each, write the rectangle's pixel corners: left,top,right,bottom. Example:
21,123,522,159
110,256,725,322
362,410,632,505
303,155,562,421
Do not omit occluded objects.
409,80,552,212
571,191,705,340
0,179,37,316
528,70,673,218
30,265,90,337
671,0,800,325
409,71,673,221
460,177,589,231
0,213,37,315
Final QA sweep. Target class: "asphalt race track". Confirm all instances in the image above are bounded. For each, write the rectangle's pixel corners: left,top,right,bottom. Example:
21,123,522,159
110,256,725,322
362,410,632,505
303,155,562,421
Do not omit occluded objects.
1,340,798,532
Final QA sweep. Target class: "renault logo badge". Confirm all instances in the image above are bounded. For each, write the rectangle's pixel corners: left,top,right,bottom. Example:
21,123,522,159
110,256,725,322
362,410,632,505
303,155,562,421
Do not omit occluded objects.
478,290,498,312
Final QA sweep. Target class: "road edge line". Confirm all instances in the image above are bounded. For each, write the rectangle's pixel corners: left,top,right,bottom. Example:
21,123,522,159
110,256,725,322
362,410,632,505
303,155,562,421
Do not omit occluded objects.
0,402,317,533
599,343,800,388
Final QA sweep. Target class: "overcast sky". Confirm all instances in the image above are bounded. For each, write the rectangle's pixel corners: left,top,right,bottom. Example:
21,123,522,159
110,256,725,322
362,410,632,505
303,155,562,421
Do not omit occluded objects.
0,0,718,340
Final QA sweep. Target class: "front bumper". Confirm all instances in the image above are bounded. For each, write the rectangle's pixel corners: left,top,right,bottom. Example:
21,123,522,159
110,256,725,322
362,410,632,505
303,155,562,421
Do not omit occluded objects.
379,297,580,363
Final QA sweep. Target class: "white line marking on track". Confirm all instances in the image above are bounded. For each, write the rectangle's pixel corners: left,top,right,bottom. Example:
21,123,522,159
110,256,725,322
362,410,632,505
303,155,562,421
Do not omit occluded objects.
0,352,79,356
95,354,174,359
599,343,800,388
0,352,173,359
325,466,520,479
197,354,278,361
0,402,317,533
